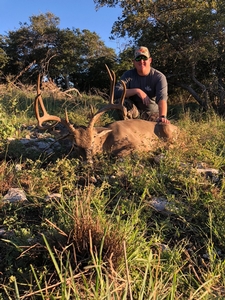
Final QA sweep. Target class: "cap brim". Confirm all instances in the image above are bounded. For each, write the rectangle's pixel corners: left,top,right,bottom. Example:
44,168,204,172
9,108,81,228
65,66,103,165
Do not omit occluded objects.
135,55,148,59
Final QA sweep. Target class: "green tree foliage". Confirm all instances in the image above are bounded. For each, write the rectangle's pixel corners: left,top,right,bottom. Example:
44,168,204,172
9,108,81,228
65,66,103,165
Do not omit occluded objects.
2,12,60,82
1,12,116,92
53,28,116,90
95,0,225,112
0,36,9,70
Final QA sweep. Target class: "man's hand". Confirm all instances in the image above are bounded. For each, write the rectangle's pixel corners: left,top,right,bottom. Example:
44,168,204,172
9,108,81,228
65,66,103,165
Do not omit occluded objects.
135,89,149,102
136,90,151,106
157,116,170,124
143,96,151,106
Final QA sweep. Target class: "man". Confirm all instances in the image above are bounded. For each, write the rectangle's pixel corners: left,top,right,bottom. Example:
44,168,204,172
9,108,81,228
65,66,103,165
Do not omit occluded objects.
114,46,170,123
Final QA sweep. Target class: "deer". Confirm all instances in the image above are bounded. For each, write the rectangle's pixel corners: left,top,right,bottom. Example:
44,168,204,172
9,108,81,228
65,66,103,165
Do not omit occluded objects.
34,66,179,164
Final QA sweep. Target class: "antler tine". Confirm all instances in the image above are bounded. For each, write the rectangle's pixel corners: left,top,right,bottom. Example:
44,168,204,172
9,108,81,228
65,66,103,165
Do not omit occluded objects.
105,64,116,104
105,64,126,108
119,80,126,107
88,67,127,129
34,74,61,129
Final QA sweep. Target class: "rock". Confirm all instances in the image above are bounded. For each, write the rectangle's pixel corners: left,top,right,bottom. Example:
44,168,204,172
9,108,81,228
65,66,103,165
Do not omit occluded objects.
3,188,27,203
153,153,165,164
149,196,168,211
196,166,220,183
196,167,219,175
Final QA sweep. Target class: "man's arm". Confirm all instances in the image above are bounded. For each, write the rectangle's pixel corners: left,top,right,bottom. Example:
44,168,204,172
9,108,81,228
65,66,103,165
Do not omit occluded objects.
157,100,170,124
125,88,150,105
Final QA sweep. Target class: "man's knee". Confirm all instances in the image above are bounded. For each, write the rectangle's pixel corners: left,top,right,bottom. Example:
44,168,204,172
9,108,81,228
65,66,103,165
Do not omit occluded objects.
115,98,139,119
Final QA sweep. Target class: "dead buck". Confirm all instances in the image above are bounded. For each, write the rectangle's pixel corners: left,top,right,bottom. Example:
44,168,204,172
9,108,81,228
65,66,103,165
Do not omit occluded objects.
34,66,179,163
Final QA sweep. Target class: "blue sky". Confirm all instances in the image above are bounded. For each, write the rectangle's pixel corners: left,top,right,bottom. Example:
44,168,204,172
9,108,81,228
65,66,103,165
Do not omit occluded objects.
0,0,124,52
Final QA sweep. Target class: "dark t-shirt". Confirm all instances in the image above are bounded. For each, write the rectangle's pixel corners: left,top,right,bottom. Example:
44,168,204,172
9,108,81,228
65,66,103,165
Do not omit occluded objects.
114,67,168,113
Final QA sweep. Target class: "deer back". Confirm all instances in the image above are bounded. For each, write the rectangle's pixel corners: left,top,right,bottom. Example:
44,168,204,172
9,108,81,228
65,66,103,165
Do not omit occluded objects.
99,119,179,156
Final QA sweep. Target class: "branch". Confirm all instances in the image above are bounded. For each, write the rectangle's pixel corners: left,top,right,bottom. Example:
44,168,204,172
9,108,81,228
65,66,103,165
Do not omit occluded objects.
63,88,82,98
176,82,206,108
13,60,36,84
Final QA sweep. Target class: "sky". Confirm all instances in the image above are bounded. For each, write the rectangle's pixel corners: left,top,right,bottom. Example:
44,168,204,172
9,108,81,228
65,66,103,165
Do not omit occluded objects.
0,0,124,53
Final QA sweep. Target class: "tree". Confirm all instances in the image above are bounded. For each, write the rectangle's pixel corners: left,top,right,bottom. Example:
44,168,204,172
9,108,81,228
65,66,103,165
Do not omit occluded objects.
0,35,9,70
68,29,116,91
95,0,225,113
1,12,117,92
2,12,60,83
46,27,116,90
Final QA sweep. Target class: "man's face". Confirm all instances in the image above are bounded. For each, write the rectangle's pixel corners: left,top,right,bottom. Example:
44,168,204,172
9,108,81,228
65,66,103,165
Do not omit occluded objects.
133,55,152,75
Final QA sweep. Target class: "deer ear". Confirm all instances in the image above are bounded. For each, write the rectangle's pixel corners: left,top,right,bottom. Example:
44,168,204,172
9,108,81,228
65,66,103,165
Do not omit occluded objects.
95,128,112,138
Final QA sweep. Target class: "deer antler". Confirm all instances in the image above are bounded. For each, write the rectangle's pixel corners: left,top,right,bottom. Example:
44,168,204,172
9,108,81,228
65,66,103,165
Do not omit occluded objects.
34,74,77,136
88,65,127,129
35,66,126,135
34,74,61,129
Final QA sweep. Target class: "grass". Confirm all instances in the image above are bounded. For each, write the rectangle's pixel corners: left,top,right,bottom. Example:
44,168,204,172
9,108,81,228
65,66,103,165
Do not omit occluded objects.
0,87,225,299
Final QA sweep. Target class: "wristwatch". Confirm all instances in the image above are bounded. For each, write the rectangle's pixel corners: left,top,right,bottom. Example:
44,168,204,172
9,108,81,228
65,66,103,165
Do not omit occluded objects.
157,115,167,123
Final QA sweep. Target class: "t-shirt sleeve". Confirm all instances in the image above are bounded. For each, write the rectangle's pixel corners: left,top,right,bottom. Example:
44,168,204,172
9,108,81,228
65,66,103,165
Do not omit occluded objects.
155,73,168,103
